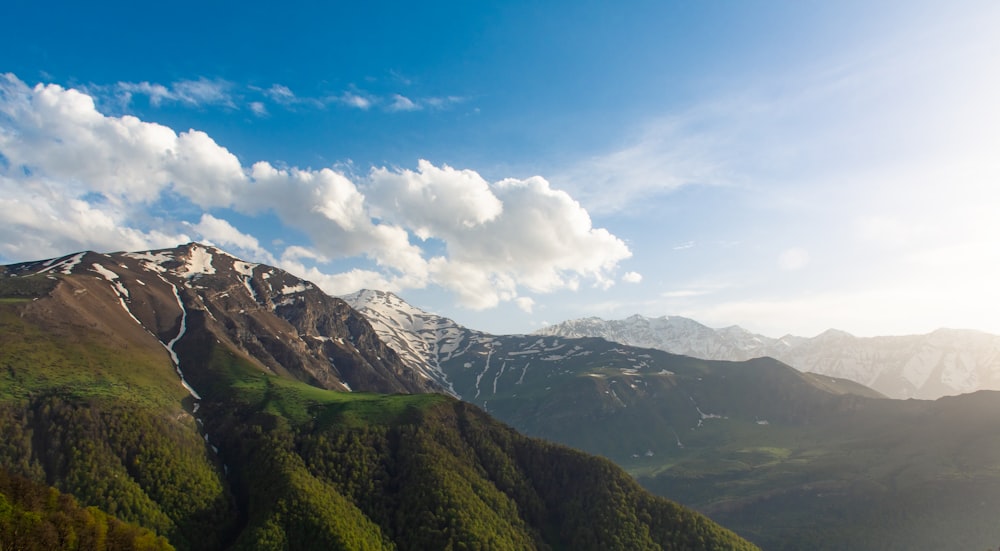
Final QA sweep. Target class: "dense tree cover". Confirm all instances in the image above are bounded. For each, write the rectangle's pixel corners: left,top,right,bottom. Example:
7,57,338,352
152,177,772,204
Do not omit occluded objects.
0,344,759,551
205,386,757,551
222,418,392,551
0,467,172,550
0,398,236,550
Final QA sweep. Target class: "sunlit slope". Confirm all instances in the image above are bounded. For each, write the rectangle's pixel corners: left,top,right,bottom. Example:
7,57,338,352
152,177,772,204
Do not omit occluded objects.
0,468,174,550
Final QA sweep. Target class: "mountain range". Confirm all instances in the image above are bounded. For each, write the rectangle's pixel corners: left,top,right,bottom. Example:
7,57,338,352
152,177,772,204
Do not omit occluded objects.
532,314,1000,399
7,244,1000,550
346,288,1000,550
0,244,755,550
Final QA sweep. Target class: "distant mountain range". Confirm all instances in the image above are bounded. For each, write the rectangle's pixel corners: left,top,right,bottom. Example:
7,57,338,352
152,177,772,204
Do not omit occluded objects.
533,314,1000,399
0,244,754,551
345,289,1000,550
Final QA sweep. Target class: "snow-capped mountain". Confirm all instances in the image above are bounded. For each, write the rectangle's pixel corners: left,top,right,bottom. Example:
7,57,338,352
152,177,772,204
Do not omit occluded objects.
340,289,492,396
536,315,1000,399
533,314,788,361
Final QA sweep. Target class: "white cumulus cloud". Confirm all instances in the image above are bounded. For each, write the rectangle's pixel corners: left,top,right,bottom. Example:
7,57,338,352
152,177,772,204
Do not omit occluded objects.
367,160,503,238
0,73,631,310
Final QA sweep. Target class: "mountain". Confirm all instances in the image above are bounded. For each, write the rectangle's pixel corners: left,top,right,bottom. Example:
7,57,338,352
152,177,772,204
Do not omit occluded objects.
347,290,1000,551
0,245,756,550
3,243,434,396
532,314,780,361
340,289,484,396
535,314,1000,399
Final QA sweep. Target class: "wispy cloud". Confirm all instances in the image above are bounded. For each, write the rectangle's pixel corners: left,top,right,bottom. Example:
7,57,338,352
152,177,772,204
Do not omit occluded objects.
249,101,267,116
264,84,295,103
388,94,419,112
386,93,466,112
554,4,1000,219
256,83,324,109
423,95,465,110
554,109,736,215
336,90,374,110
91,76,465,117
115,77,236,108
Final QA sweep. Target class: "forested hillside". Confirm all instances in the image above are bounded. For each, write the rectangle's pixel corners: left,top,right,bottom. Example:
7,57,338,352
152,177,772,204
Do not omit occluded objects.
0,468,172,551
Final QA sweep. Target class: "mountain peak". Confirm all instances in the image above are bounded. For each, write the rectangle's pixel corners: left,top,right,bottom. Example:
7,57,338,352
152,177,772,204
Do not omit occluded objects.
342,288,407,307
815,328,854,339
342,290,485,397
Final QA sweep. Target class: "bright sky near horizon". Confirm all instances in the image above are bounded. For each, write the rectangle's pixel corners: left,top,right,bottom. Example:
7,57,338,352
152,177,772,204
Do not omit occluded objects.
2,0,999,338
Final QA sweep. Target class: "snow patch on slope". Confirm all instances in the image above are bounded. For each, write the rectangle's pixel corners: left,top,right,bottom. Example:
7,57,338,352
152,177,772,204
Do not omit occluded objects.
158,275,202,400
281,283,311,294
178,246,216,277
342,289,474,397
123,251,173,273
233,261,257,277
90,263,143,327
36,252,87,275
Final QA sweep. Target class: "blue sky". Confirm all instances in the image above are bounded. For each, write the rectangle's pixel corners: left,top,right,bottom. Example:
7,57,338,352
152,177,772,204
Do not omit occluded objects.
2,0,999,337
